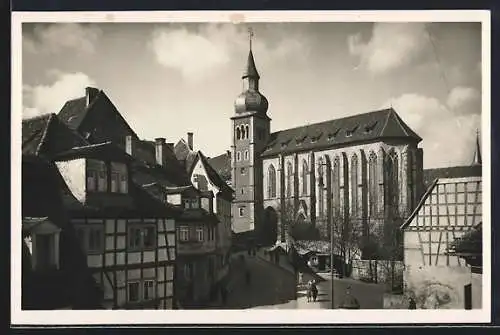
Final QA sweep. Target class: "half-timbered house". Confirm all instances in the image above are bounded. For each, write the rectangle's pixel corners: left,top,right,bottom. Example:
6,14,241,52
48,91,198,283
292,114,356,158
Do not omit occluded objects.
174,135,235,299
22,114,180,310
22,155,103,310
401,162,482,309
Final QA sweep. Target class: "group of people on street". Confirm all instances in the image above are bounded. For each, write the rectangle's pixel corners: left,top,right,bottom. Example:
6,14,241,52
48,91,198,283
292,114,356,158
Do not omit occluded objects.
306,279,318,303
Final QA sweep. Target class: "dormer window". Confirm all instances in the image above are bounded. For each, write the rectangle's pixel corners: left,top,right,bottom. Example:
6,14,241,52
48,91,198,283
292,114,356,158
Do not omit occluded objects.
280,139,290,148
364,121,378,134
311,131,323,143
111,162,128,193
346,126,359,138
23,218,61,271
296,134,307,145
87,159,108,192
327,129,340,141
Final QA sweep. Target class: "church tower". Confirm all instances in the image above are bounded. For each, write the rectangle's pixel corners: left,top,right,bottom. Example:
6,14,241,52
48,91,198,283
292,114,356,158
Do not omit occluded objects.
231,29,271,238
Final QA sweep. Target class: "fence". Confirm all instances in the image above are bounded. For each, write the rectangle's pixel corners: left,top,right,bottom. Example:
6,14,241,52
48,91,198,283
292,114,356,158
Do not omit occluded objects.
351,260,404,293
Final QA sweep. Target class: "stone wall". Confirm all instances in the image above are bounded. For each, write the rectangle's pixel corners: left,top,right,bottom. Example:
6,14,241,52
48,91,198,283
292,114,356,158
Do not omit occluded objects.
351,259,404,292
404,265,481,309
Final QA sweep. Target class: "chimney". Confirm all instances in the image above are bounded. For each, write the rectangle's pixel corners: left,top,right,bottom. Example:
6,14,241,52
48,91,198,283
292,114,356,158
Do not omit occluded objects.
85,87,99,107
187,132,193,150
155,138,167,166
125,135,136,156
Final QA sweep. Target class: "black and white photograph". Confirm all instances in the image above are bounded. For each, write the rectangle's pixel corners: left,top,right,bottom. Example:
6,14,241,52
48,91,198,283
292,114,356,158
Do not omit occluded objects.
11,10,490,325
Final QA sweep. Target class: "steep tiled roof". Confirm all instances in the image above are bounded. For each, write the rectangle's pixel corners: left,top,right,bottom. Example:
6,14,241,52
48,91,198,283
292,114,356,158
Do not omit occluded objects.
173,139,198,172
423,165,482,189
208,152,232,183
131,139,191,187
22,113,89,158
53,142,135,163
57,89,140,142
197,151,234,196
261,108,421,157
57,97,89,130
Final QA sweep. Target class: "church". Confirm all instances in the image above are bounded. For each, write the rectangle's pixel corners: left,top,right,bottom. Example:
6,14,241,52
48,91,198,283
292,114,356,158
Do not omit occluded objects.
210,38,426,258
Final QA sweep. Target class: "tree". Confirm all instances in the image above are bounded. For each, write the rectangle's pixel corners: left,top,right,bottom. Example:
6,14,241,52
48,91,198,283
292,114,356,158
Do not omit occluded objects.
282,200,320,241
330,209,362,277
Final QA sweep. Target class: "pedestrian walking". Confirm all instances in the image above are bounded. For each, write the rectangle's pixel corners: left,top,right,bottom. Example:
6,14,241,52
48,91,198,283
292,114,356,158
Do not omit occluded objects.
306,280,312,302
311,280,318,302
408,297,417,310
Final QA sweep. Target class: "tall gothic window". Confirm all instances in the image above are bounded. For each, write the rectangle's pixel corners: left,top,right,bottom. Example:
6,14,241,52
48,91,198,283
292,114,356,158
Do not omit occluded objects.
350,154,359,217
387,150,399,210
302,159,308,195
318,157,324,216
368,151,378,216
236,127,241,140
245,125,250,139
268,164,277,198
286,162,293,198
332,156,340,216
241,126,246,139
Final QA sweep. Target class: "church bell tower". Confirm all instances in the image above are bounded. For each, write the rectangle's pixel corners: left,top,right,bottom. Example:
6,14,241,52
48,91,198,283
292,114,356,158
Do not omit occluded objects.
231,29,271,238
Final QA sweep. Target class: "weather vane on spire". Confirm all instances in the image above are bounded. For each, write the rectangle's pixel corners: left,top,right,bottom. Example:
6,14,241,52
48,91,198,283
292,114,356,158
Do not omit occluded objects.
248,27,254,51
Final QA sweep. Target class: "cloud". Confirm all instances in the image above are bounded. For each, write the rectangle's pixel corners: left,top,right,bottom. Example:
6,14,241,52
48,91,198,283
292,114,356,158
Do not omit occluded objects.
382,87,481,168
150,24,307,82
348,23,429,74
446,86,481,115
23,23,102,54
23,71,96,119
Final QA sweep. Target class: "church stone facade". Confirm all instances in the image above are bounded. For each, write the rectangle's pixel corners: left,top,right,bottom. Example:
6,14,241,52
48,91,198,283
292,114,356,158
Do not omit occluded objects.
228,45,424,256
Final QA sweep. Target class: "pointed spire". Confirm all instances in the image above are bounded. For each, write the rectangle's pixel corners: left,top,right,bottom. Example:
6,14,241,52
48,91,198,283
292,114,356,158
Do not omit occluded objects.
472,129,482,166
243,27,260,80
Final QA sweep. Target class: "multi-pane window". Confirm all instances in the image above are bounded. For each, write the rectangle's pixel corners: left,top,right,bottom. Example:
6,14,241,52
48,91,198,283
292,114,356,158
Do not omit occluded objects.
128,225,156,250
127,282,140,302
178,226,189,242
196,227,204,242
143,280,155,301
268,164,276,198
302,159,308,195
75,225,104,253
111,162,128,193
368,151,378,216
87,159,107,192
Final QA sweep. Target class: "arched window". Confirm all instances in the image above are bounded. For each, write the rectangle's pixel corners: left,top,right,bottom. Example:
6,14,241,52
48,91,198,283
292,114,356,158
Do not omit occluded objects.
236,127,241,140
241,126,246,139
268,164,277,198
286,162,293,198
301,159,308,195
245,125,250,139
388,150,399,208
317,157,324,216
236,151,241,161
368,151,378,216
332,156,340,216
351,154,359,216
244,150,249,160
317,157,324,186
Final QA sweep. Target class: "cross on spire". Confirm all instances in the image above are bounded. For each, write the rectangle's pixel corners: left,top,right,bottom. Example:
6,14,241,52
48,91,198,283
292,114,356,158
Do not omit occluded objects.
248,27,254,51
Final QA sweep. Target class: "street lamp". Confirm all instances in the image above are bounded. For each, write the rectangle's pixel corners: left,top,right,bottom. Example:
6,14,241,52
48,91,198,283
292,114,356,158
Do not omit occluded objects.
330,214,335,309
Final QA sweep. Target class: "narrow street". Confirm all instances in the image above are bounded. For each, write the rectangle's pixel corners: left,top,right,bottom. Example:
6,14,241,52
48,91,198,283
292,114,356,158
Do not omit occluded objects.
213,253,298,309
296,272,385,309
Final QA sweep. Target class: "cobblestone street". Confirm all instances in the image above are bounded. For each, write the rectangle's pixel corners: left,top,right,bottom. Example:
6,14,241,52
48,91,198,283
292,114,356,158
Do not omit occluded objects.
209,253,297,309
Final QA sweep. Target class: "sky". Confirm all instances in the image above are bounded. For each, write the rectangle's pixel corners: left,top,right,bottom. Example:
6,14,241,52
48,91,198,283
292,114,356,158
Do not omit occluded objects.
22,22,483,169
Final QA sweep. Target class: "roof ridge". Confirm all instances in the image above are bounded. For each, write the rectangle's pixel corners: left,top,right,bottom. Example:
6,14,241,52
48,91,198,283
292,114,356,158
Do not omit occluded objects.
22,112,53,123
270,108,392,136
389,109,410,137
35,113,55,155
